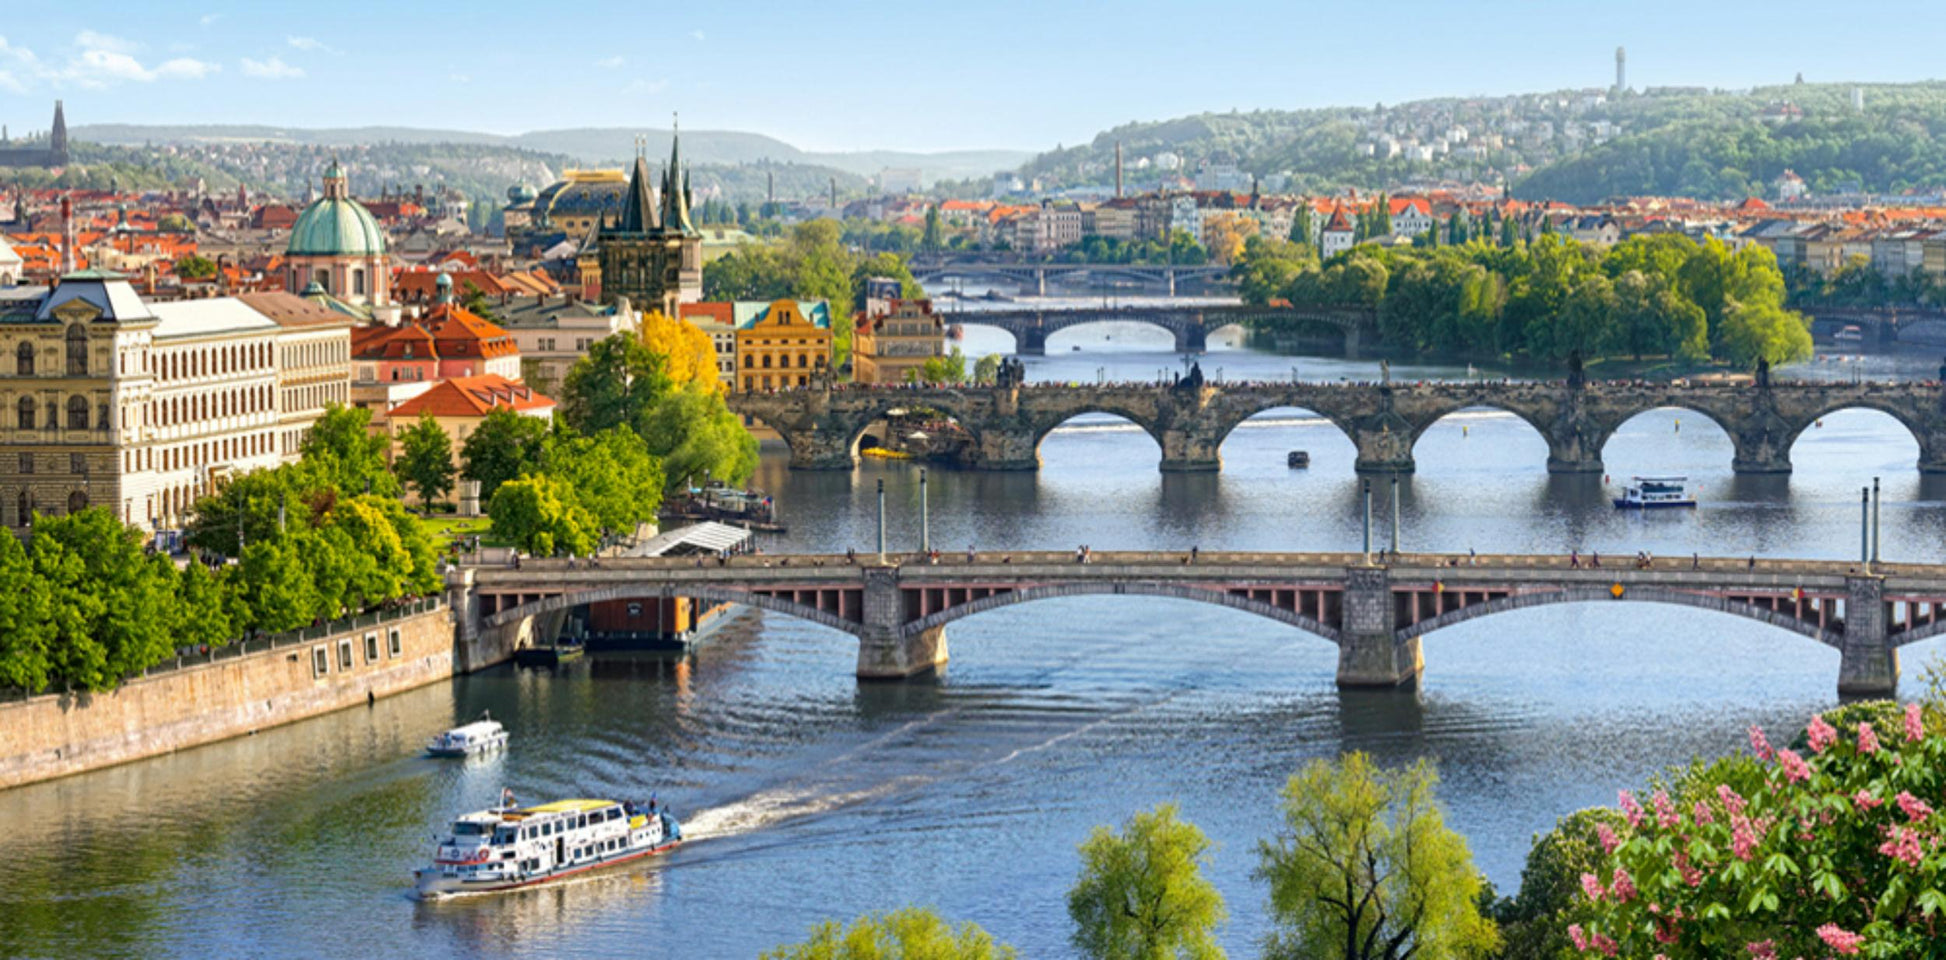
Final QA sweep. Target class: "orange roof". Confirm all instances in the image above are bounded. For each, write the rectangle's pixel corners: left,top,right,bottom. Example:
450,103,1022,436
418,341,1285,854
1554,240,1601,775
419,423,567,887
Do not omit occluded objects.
388,374,554,419
421,302,519,360
1322,208,1354,232
680,302,735,326
395,269,508,300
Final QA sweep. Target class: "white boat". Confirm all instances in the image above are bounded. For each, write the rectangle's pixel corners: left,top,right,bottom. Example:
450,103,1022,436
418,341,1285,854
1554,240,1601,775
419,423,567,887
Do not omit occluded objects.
1613,476,1697,510
414,796,682,898
426,712,508,758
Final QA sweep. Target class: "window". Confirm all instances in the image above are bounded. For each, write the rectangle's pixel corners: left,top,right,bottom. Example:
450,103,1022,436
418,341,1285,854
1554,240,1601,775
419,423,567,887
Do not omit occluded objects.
388,628,402,657
364,633,380,663
70,453,85,475
67,395,88,430
15,342,32,376
66,327,88,376
15,397,32,430
353,269,366,296
66,490,86,514
338,639,354,671
17,452,30,474
312,646,329,677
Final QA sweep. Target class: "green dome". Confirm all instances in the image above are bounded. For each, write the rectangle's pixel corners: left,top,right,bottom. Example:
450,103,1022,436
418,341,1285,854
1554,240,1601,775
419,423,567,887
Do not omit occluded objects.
287,195,386,257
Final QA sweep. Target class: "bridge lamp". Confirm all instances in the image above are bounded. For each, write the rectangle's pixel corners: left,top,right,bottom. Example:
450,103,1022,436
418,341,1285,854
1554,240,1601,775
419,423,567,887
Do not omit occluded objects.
1362,479,1373,564
877,479,887,562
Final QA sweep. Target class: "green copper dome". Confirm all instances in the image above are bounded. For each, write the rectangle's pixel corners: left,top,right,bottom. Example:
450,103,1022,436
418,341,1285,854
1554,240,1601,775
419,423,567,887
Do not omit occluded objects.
287,195,386,256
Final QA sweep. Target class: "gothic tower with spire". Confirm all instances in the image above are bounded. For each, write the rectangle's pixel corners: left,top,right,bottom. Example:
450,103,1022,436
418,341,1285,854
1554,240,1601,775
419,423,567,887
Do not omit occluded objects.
594,123,703,316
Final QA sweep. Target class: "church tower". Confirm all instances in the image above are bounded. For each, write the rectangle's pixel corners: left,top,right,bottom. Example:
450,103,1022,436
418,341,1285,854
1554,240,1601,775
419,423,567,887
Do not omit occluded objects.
594,125,702,317
48,100,68,166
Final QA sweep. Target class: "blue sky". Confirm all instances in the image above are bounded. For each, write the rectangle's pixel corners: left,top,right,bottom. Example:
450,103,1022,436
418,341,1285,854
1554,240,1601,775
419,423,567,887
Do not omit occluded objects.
1,1,1943,154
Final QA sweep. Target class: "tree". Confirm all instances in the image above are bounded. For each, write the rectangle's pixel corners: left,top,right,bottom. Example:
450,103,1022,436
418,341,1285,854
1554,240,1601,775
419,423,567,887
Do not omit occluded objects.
535,428,665,536
637,383,758,489
461,407,549,504
974,353,1003,385
488,475,596,557
175,254,218,280
396,413,456,507
1204,214,1258,266
29,509,184,692
923,205,944,253
1572,706,1946,958
1491,808,1629,960
1718,299,1813,368
1068,803,1227,960
913,347,968,384
300,404,398,497
175,561,240,651
560,334,672,436
1290,204,1314,244
762,908,1016,960
237,539,318,633
157,212,193,233
1255,753,1499,960
640,310,724,394
0,531,56,693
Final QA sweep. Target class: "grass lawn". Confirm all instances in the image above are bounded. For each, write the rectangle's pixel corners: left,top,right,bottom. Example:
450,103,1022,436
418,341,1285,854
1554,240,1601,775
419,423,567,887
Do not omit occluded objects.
419,515,497,542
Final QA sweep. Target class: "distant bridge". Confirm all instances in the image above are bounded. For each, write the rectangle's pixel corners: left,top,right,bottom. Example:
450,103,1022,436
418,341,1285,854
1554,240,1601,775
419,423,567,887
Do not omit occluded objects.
727,378,1946,475
910,257,1229,296
452,551,1939,696
940,303,1376,356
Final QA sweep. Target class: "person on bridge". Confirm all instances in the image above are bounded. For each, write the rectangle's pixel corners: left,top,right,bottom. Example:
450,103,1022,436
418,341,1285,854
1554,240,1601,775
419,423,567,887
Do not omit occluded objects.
967,545,976,563
1190,545,1199,563
1570,550,1580,569
1590,552,1600,569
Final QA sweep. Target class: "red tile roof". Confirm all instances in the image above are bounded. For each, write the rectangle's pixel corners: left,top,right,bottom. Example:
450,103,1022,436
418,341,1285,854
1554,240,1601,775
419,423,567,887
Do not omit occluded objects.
387,374,554,419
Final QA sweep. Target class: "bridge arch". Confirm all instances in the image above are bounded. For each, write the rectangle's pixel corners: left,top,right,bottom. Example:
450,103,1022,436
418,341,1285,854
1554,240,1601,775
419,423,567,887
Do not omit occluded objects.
1782,403,1930,468
900,582,1343,644
483,584,866,638
1397,586,1842,649
1594,405,1737,470
1030,406,1169,465
1213,404,1361,467
1407,402,1556,472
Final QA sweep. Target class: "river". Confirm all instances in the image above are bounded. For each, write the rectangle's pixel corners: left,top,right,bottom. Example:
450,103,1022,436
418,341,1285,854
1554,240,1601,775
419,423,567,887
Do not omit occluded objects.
4,315,1944,959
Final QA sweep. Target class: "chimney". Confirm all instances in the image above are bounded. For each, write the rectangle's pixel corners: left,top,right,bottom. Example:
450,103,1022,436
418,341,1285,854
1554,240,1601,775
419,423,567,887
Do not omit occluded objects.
1115,141,1124,199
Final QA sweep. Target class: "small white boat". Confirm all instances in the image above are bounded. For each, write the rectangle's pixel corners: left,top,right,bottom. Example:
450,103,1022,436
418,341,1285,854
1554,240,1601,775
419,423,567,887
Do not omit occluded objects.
1614,476,1697,510
414,795,681,898
426,712,508,758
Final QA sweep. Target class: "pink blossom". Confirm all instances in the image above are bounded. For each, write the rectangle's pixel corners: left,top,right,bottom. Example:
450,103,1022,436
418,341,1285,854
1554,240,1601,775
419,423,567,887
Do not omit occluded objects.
1748,724,1775,760
1907,702,1925,742
1580,872,1605,901
1568,923,1589,951
1745,940,1777,959
1878,825,1926,867
1857,721,1880,754
1816,923,1864,954
1693,799,1715,824
1674,850,1703,887
1595,822,1620,855
1731,814,1761,861
1591,932,1618,956
1717,784,1746,817
1609,867,1637,902
1855,789,1884,810
1897,791,1933,823
1807,714,1837,753
1776,749,1811,784
1652,789,1679,829
1619,790,1644,828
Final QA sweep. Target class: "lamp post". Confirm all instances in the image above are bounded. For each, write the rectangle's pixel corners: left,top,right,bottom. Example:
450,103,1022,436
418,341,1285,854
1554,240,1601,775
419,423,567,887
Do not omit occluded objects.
1390,476,1401,556
1362,478,1373,564
1861,486,1871,569
876,479,886,562
919,469,930,554
1872,476,1882,564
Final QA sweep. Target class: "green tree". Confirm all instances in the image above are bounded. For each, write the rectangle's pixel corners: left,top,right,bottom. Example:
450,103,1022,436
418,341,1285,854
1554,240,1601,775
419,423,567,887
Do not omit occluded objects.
1255,753,1498,960
1290,204,1314,244
762,908,1016,960
237,539,319,633
923,205,944,253
396,413,456,507
637,384,759,488
1718,299,1814,367
0,531,57,692
461,407,550,504
1490,808,1628,960
536,428,665,535
300,404,399,497
30,509,185,692
157,212,193,233
1068,803,1227,960
560,334,671,436
174,561,241,651
913,347,968,384
974,353,1003,384
488,475,596,557
175,254,218,280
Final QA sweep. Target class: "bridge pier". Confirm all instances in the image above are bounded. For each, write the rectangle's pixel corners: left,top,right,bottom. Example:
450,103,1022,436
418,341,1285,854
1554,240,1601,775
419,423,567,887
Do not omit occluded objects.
1019,328,1047,356
1337,567,1422,687
1838,575,1898,698
1730,414,1794,475
964,426,1040,471
1351,420,1416,475
1174,325,1207,356
1545,435,1605,474
857,566,949,680
1160,430,1221,472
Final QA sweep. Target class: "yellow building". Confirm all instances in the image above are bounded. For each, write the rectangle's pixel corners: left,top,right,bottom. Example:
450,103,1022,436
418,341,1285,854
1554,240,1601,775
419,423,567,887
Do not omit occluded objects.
733,300,831,392
853,298,945,384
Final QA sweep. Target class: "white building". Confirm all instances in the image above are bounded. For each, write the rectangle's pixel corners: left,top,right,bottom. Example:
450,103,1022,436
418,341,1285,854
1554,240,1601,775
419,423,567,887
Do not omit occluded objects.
0,238,21,286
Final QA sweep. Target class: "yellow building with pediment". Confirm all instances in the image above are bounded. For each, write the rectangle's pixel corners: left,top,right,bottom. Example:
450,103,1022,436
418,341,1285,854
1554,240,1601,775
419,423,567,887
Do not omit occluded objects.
732,299,831,392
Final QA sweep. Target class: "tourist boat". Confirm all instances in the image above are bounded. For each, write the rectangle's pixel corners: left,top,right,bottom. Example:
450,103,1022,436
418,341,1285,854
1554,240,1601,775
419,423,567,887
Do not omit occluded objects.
426,713,508,758
1287,450,1310,468
414,796,682,898
1834,324,1865,345
1613,476,1697,510
861,446,913,460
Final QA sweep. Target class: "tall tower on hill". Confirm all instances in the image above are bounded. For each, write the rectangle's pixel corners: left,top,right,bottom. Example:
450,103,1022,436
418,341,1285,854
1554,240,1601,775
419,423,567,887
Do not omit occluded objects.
1615,47,1627,94
49,100,68,165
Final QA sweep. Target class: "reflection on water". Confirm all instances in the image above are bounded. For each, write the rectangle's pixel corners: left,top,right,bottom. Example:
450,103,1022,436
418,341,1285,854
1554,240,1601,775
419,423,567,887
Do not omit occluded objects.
5,332,1945,959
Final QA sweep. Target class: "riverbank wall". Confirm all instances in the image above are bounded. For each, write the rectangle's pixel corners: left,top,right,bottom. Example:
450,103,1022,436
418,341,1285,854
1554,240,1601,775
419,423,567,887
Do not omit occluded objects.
0,597,500,791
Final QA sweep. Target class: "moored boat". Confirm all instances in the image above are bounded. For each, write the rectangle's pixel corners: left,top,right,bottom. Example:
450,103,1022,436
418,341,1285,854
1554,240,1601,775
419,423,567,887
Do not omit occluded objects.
1613,476,1697,510
426,712,508,758
414,795,681,898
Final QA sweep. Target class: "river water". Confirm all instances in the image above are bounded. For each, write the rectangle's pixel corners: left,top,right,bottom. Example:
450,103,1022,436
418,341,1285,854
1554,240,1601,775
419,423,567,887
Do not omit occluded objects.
5,314,1946,960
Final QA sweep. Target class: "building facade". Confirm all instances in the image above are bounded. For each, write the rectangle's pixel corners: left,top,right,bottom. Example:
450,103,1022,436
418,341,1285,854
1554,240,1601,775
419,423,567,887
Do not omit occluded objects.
236,292,355,460
284,161,391,306
852,298,945,384
733,300,831,392
593,138,702,316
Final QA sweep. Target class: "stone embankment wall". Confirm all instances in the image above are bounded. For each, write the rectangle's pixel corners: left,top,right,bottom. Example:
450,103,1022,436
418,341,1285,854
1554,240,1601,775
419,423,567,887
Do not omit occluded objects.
0,599,476,791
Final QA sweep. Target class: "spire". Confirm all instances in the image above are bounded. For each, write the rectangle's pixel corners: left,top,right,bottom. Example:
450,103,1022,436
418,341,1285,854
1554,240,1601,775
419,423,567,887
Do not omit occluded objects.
618,135,658,233
659,114,696,235
48,100,67,162
322,158,348,201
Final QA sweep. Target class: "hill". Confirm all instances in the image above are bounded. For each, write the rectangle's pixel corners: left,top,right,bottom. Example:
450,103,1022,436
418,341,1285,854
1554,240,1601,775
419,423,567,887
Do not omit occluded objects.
1016,81,1946,203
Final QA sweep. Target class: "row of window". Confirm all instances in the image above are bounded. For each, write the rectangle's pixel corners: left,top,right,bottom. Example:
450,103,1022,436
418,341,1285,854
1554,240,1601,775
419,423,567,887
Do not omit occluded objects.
742,353,828,369
17,452,89,476
312,629,405,677
148,340,272,382
12,395,107,432
13,330,88,377
285,382,346,412
283,340,348,370
742,374,812,390
10,490,89,526
149,385,274,428
148,431,274,474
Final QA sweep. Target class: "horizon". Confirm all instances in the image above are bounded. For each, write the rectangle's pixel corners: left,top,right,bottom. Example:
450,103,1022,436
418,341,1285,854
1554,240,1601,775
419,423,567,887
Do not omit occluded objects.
2,0,1944,156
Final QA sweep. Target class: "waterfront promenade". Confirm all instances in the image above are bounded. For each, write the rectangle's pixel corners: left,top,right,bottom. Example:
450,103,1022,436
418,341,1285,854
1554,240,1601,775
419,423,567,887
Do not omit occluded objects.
458,550,1946,696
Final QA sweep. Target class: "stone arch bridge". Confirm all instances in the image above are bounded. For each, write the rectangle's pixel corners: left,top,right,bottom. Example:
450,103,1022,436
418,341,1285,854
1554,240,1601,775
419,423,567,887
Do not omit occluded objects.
728,379,1946,475
910,259,1229,296
942,303,1375,356
451,551,1946,697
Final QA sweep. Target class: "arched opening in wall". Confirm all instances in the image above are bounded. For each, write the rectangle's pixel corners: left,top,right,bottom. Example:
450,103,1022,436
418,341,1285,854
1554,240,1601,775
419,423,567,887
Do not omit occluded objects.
1216,405,1359,476
1036,410,1162,474
1789,408,1920,477
1600,407,1736,479
1203,322,1252,351
847,403,978,465
950,321,1021,358
1043,319,1177,353
1409,406,1549,476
